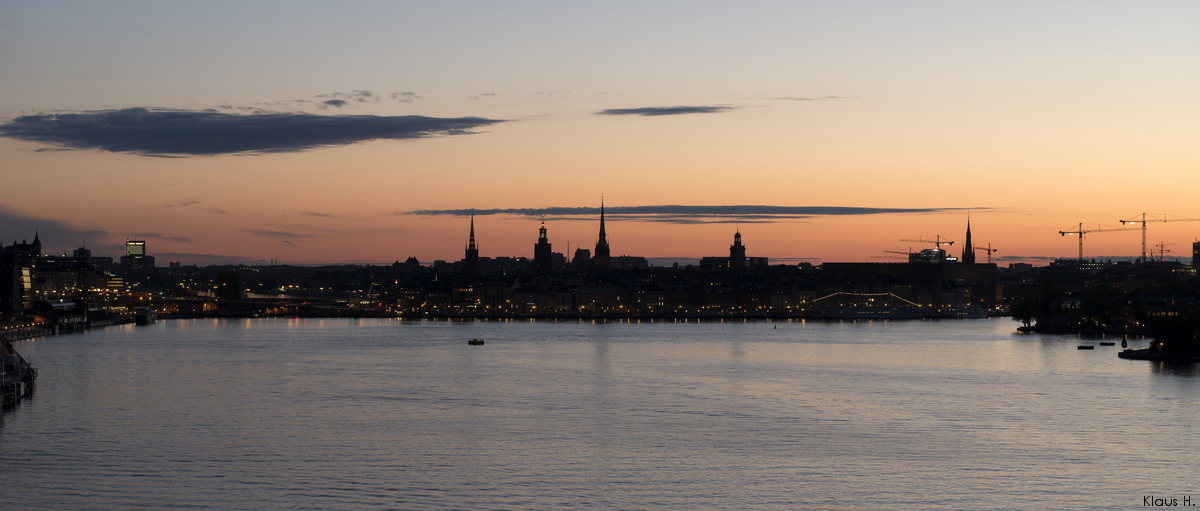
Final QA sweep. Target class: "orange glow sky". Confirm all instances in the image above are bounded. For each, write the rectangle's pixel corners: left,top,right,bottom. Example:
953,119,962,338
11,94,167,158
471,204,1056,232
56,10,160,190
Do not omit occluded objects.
2,2,1198,266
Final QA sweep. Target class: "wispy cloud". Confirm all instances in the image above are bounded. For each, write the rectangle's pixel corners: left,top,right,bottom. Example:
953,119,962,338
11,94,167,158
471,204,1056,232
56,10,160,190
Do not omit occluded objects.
299,211,335,218
240,228,317,240
596,106,735,117
402,205,969,224
161,198,202,209
318,90,380,104
0,108,505,156
198,207,230,215
321,99,347,109
770,96,859,101
124,232,192,243
391,91,419,103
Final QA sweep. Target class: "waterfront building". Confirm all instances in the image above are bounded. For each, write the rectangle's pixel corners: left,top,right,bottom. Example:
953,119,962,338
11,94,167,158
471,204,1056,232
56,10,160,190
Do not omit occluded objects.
31,255,98,297
1,232,41,312
611,255,649,270
572,248,591,269
533,221,552,273
699,256,729,270
729,229,747,269
4,232,42,256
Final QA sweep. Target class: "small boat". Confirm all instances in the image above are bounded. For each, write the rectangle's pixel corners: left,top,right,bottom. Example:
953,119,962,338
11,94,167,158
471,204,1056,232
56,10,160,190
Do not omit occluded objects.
1077,345,1094,350
135,309,157,325
468,339,484,346
1099,342,1115,346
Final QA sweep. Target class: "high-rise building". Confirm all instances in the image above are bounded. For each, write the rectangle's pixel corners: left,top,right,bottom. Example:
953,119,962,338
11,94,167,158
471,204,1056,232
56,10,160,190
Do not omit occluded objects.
729,229,746,269
533,221,552,273
961,217,976,264
126,240,145,256
593,201,611,271
1193,241,1199,266
120,239,154,270
72,246,92,263
464,216,479,274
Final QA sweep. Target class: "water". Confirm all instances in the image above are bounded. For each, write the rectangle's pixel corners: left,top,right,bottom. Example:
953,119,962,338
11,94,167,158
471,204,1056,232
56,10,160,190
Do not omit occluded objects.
2,318,1197,509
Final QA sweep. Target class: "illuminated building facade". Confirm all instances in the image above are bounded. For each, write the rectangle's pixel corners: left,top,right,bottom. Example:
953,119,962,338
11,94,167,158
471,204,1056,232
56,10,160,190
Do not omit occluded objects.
120,239,155,270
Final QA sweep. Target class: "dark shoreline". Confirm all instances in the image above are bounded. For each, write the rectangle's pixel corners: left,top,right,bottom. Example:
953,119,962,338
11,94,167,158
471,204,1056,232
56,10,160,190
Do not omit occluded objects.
1118,349,1200,363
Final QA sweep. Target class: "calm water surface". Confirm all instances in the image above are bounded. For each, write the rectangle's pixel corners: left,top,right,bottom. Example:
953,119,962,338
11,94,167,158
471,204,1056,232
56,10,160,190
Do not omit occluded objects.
2,318,1197,509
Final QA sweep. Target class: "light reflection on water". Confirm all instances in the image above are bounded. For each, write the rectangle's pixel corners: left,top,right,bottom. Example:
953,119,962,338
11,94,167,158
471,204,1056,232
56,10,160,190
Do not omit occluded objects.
1,318,1196,510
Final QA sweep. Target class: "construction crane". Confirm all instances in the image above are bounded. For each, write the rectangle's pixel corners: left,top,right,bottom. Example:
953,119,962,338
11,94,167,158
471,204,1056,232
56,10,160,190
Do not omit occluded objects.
1153,242,1176,262
972,243,998,264
871,249,915,261
897,236,954,262
898,236,953,249
1118,214,1200,263
1059,223,1139,260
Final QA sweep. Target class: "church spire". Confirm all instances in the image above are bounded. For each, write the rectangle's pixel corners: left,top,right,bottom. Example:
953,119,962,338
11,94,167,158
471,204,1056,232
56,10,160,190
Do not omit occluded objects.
594,199,611,271
961,214,975,263
468,214,477,251
598,201,607,244
464,214,480,274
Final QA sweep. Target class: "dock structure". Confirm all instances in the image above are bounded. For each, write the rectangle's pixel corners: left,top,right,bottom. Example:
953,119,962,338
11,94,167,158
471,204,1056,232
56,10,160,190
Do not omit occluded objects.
1,338,37,407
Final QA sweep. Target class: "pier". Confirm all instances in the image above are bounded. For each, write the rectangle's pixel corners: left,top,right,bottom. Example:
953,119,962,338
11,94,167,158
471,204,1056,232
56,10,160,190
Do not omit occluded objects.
1,337,37,407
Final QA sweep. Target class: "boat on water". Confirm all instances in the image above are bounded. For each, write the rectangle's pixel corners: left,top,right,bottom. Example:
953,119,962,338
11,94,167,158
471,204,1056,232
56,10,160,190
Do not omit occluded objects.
808,292,926,320
135,309,157,325
942,306,988,319
467,339,484,346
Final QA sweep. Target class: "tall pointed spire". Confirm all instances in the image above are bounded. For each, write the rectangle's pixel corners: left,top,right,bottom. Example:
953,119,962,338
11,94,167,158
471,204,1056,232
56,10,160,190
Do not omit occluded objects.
594,199,611,271
464,214,480,274
961,214,975,264
598,201,607,244
468,214,477,251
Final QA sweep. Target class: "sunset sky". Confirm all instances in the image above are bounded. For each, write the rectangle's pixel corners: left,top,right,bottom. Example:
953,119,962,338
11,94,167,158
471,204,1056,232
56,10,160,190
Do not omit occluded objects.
2,1,1197,266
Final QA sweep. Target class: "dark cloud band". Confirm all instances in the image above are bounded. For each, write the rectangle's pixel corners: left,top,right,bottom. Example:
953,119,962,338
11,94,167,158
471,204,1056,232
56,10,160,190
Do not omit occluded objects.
0,108,504,156
404,205,966,224
596,106,734,116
